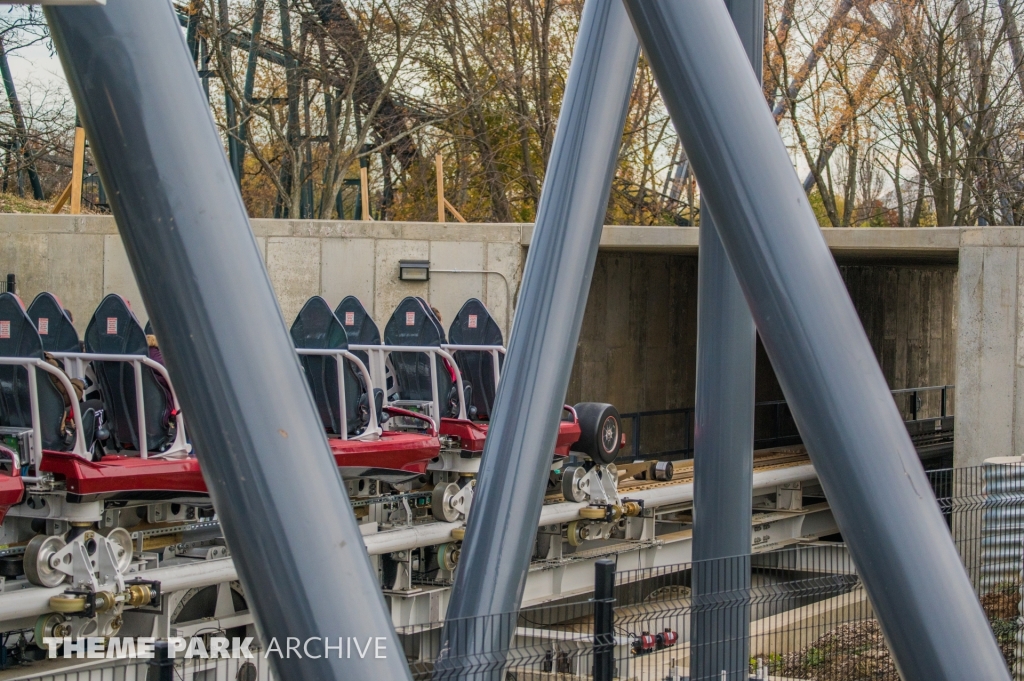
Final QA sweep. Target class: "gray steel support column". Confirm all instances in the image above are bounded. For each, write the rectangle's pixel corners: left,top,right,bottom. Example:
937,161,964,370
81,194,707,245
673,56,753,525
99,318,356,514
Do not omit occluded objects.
621,2,1010,679
45,3,410,680
690,209,755,681
690,1,760,679
439,0,638,666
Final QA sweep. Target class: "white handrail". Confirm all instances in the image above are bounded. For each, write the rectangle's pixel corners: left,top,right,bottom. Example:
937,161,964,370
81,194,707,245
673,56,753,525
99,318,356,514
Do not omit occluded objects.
350,344,469,428
49,351,191,459
440,344,506,353
295,348,380,439
0,357,89,463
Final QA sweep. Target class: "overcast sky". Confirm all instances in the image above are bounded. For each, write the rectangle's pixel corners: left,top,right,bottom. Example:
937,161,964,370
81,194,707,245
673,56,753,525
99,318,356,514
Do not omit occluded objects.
10,40,66,100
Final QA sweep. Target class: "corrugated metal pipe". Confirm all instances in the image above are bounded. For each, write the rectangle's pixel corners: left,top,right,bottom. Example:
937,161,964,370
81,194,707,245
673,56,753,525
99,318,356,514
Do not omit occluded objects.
983,458,1024,594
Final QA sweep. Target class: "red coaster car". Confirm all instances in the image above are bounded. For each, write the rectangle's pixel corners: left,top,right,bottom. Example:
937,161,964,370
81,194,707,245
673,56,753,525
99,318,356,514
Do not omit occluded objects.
291,296,440,485
1,293,443,553
337,295,623,519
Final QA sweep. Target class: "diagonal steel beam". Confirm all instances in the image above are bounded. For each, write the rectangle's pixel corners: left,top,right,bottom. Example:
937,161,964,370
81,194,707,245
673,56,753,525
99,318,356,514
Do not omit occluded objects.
622,1,1010,679
45,1,410,679
438,0,638,671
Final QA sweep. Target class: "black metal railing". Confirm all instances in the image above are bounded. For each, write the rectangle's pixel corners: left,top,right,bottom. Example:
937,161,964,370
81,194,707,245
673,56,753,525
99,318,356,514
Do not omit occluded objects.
0,274,14,294
620,384,955,461
892,384,954,421
618,407,695,461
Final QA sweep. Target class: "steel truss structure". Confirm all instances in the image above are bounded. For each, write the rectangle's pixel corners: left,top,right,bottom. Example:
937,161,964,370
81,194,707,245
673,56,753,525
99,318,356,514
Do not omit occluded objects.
0,0,1003,679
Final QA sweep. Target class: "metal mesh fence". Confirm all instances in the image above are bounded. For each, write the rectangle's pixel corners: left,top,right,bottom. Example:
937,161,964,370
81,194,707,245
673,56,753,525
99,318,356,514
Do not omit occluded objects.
0,654,267,681
9,461,1024,681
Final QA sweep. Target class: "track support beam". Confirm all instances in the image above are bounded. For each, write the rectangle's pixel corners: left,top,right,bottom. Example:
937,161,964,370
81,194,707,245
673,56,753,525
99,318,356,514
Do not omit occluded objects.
440,0,638,671
689,0,761,678
45,2,410,679
621,1,1010,678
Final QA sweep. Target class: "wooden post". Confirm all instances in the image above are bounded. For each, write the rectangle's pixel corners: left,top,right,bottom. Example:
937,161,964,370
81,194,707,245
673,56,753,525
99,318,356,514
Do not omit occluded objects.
435,152,445,223
70,126,85,214
50,181,73,213
359,166,371,221
443,197,467,223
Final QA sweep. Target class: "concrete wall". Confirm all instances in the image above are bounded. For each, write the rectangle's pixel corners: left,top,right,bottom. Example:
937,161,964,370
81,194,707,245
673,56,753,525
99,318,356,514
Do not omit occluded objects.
565,252,959,458
754,263,958,413
566,252,699,413
1,214,980,460
566,253,958,411
0,215,524,337
955,228,1024,467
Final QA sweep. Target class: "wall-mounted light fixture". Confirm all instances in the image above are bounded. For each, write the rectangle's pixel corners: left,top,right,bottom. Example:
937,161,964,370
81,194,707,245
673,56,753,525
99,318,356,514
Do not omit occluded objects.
399,260,430,281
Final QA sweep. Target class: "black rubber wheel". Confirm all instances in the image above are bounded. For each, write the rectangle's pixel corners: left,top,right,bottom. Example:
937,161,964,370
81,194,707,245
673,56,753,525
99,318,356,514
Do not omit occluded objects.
573,402,621,465
0,555,23,578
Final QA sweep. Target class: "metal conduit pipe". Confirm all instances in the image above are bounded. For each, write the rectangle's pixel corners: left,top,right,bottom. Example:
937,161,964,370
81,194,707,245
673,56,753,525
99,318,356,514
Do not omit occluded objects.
1,465,821,622
44,2,410,679
621,1,1009,678
440,0,639,670
2,558,241,623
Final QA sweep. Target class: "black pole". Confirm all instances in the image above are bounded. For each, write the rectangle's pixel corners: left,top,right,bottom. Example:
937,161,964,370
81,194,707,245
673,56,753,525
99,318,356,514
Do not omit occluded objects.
277,0,299,218
621,1,1010,678
238,0,266,180
148,640,174,681
0,37,43,201
593,558,615,681
217,0,243,184
5,274,14,295
45,2,412,679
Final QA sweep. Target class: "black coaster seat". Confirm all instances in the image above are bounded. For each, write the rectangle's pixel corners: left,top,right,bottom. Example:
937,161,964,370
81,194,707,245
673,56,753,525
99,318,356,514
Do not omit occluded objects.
383,297,469,418
27,292,81,353
334,296,380,369
84,295,174,454
449,298,504,421
0,293,74,452
291,296,374,436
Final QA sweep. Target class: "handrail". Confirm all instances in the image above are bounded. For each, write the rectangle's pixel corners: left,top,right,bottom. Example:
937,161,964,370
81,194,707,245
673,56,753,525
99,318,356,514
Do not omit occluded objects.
382,405,438,437
295,348,380,440
0,357,89,463
351,344,469,427
889,385,955,395
620,384,956,460
49,351,191,459
889,385,954,420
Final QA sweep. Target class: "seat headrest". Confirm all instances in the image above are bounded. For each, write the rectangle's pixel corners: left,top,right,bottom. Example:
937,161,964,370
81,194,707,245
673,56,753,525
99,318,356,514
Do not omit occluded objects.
291,296,349,350
27,292,80,353
84,294,147,355
449,298,503,346
384,296,446,347
0,292,43,359
334,296,381,345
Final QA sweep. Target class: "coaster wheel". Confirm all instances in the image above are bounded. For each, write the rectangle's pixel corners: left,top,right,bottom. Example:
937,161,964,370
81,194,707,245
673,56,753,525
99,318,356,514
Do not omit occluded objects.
561,464,588,502
432,482,462,522
24,535,67,588
573,403,621,464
